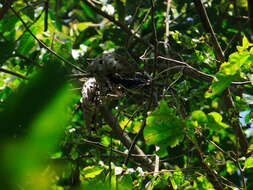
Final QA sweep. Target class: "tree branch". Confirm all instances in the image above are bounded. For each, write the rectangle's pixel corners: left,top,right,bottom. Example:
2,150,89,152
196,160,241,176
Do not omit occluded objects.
0,67,28,79
129,0,145,30
99,104,155,171
187,135,224,190
194,0,249,155
194,0,224,65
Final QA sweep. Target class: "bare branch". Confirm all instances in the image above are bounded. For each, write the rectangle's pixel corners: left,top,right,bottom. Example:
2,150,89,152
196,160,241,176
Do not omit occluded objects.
164,0,171,54
129,0,145,30
187,135,224,190
44,0,49,32
194,0,224,65
99,104,155,171
0,67,28,80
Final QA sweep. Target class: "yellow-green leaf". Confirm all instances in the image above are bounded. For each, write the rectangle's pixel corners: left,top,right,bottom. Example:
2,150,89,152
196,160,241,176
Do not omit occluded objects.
207,112,229,131
77,22,93,31
191,110,207,124
245,157,253,169
82,166,104,178
226,161,236,175
242,36,253,50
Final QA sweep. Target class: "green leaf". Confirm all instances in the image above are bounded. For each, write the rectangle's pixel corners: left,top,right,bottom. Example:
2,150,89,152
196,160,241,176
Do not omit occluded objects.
0,64,68,138
0,64,74,189
245,157,253,169
0,41,15,64
23,6,35,20
226,161,236,175
80,1,96,18
248,144,253,154
191,110,207,124
207,112,229,131
247,73,253,85
245,112,251,124
144,101,185,153
82,166,104,178
17,30,36,55
205,74,232,98
50,152,63,159
0,16,18,40
242,36,253,50
220,61,238,76
250,47,253,55
220,51,250,75
77,22,93,31
101,136,110,147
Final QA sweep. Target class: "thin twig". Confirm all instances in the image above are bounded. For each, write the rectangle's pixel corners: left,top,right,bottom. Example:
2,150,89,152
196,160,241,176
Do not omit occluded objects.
127,8,151,48
44,0,49,32
99,105,155,171
16,8,45,42
193,0,249,155
186,135,224,190
10,6,85,73
123,106,150,167
81,0,153,49
164,0,171,55
109,131,113,188
122,1,159,165
207,139,236,162
150,0,158,78
235,136,247,190
129,0,145,30
122,105,142,134
81,138,155,158
0,68,28,79
157,56,213,80
194,0,224,65
51,0,58,49
157,56,251,85
14,53,42,68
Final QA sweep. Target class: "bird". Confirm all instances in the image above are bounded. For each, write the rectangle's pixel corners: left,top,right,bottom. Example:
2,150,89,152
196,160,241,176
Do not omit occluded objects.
81,50,155,133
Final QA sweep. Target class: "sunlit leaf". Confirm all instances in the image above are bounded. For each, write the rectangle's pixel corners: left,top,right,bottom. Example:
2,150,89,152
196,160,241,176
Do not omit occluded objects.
101,136,110,147
82,166,104,178
247,74,253,85
77,22,93,31
245,157,253,169
207,112,229,131
243,93,253,104
226,161,236,175
191,110,207,124
242,36,253,50
205,74,232,98
144,101,185,154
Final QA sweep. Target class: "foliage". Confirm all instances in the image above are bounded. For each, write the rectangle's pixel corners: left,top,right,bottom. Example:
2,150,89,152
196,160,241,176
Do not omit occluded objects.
0,0,253,189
